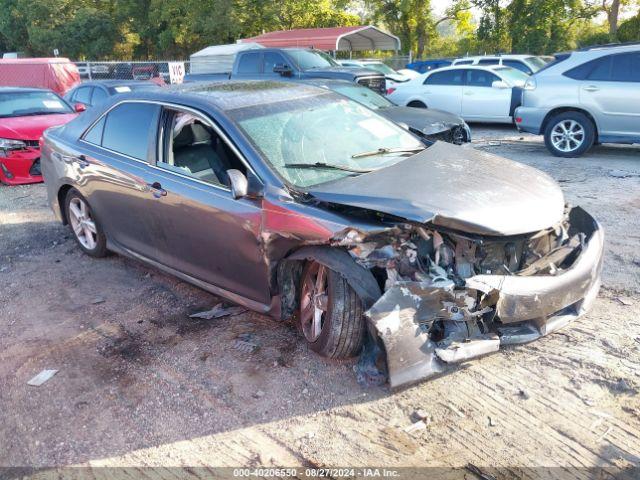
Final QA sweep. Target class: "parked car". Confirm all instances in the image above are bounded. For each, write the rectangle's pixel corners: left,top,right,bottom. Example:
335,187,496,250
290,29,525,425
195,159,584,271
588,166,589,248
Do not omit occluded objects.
65,80,161,109
337,59,413,90
0,87,78,185
75,62,110,80
0,58,80,95
41,81,603,388
388,65,529,123
307,79,470,144
184,48,386,94
452,55,548,75
406,59,453,74
515,44,640,157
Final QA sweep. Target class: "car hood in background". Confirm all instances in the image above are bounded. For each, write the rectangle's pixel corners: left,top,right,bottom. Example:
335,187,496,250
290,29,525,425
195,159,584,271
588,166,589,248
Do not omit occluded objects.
303,67,384,80
307,141,565,236
0,113,78,141
378,106,464,134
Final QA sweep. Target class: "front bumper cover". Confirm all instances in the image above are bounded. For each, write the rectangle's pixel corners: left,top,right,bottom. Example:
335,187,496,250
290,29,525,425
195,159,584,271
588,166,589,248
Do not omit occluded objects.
0,148,43,185
366,207,604,388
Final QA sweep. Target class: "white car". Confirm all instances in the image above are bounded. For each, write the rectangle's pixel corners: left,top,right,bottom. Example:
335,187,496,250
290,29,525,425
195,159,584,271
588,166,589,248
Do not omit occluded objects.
338,59,413,90
388,65,529,124
451,54,548,75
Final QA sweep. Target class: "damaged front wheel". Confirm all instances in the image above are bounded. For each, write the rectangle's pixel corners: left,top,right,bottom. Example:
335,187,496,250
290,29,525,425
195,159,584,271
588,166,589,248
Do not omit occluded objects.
299,261,365,359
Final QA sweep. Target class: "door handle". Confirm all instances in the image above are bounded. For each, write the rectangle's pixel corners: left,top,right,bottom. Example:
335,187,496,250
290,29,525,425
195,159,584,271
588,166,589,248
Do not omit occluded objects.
584,85,599,92
76,154,90,169
147,182,167,198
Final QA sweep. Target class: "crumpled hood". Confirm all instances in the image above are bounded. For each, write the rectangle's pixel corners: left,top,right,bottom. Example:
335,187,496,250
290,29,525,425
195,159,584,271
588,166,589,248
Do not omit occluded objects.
378,106,464,134
307,141,566,236
0,113,77,141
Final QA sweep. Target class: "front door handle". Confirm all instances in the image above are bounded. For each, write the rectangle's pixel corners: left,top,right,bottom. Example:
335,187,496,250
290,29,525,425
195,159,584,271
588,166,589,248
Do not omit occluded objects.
583,85,600,92
147,182,167,198
76,154,90,169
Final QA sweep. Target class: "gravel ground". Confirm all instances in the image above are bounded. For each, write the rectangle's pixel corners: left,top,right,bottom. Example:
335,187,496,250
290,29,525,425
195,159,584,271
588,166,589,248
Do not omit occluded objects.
1,126,639,478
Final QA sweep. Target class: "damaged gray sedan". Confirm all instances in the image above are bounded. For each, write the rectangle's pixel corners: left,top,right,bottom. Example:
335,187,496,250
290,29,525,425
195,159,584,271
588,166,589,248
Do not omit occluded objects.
41,81,603,388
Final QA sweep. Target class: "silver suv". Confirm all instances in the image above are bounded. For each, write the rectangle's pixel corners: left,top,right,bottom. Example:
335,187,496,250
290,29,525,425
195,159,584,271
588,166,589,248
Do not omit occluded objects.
515,44,640,157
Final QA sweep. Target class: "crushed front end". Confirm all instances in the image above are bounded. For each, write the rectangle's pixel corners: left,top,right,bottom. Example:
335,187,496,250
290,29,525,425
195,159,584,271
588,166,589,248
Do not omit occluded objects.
336,206,604,388
0,141,43,185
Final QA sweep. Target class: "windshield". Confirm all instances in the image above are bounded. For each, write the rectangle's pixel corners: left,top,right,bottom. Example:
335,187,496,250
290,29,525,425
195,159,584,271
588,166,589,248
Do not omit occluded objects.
494,67,529,85
363,62,398,76
0,91,73,118
229,93,424,188
289,49,339,70
329,84,393,110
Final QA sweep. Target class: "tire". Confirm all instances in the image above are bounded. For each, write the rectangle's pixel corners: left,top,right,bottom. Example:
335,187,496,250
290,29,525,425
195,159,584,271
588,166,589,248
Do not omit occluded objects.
544,111,595,158
298,261,365,359
407,100,427,108
65,188,108,257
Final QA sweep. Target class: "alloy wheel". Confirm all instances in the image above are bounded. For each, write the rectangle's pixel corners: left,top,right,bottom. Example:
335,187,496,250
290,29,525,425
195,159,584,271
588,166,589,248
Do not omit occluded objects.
68,197,98,250
300,262,328,342
550,120,585,153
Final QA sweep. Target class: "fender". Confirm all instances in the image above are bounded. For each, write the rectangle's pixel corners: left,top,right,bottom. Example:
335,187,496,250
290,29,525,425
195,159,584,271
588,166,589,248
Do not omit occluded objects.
287,246,382,309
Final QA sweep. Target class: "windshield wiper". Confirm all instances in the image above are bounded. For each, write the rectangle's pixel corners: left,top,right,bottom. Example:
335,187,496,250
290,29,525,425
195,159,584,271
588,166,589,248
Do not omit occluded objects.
284,162,374,173
351,146,426,159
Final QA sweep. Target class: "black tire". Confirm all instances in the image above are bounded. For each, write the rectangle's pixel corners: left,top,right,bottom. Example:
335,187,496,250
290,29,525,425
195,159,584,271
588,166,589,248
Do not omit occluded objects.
65,188,108,257
298,261,365,359
407,100,427,108
544,111,595,158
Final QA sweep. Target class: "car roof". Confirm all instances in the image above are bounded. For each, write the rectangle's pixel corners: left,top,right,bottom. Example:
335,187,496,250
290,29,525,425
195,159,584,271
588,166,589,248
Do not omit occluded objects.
455,54,534,61
168,80,333,111
76,80,160,88
426,64,507,74
0,86,53,93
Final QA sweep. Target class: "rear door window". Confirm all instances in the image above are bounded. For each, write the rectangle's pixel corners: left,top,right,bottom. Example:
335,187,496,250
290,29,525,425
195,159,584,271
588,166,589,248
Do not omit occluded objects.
478,58,499,66
611,52,640,82
587,55,612,81
100,102,160,160
424,70,464,85
237,52,261,74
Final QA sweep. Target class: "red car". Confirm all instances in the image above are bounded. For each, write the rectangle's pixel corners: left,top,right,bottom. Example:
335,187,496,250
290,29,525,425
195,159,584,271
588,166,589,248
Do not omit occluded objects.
0,87,78,185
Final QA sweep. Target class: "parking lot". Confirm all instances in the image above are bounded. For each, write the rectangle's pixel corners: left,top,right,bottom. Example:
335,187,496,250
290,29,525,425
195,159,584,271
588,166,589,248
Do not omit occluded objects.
1,125,639,474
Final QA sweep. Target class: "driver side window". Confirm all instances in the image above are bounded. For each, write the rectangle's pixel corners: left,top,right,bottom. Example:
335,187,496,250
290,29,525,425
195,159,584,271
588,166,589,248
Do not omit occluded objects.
157,109,246,188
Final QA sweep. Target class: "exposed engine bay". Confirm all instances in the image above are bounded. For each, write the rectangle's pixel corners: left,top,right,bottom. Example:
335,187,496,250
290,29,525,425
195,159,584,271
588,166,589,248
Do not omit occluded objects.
331,206,603,388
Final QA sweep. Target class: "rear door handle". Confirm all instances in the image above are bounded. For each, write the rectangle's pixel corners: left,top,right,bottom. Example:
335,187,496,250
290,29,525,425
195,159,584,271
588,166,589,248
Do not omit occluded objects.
583,85,600,92
147,181,167,198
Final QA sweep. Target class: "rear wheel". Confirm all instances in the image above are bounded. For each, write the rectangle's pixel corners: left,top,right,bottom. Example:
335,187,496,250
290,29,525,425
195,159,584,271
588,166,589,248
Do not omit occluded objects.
407,100,427,108
544,111,595,157
65,189,107,257
298,261,365,359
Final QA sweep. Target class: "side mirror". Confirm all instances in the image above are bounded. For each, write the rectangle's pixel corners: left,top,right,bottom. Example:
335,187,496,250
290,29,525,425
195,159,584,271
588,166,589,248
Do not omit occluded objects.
273,64,292,77
227,169,248,199
492,80,510,89
74,103,87,112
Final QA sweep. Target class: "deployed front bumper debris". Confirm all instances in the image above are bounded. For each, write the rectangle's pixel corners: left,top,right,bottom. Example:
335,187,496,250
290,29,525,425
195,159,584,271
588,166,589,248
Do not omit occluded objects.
343,206,604,388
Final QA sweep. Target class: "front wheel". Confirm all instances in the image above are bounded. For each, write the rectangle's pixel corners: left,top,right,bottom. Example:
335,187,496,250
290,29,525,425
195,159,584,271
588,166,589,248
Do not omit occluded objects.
65,188,108,257
298,261,365,359
407,100,427,109
544,111,595,158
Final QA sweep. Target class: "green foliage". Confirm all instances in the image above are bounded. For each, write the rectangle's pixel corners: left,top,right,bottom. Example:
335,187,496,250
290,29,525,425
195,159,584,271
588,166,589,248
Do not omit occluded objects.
618,12,640,41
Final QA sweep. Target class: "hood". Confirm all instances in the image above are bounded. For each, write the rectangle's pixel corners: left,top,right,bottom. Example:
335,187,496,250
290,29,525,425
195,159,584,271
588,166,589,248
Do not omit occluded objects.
385,73,410,83
303,67,384,80
0,113,77,141
307,142,565,236
378,106,464,135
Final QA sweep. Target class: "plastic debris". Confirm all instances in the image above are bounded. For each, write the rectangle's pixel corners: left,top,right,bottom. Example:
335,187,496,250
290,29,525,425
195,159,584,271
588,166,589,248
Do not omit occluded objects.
91,297,105,305
614,296,633,306
234,333,260,354
189,303,247,320
27,369,58,386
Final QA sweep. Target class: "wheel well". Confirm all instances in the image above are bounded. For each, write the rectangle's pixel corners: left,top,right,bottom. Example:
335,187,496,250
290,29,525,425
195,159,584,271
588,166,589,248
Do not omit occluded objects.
407,100,427,108
542,107,598,141
57,184,74,225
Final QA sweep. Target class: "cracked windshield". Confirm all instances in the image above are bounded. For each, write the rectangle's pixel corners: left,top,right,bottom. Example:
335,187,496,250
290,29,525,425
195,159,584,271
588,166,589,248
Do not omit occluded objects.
231,93,425,187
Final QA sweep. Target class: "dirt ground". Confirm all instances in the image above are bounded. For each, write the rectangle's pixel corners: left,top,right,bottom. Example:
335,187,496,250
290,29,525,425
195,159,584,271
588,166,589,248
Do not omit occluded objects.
1,125,639,478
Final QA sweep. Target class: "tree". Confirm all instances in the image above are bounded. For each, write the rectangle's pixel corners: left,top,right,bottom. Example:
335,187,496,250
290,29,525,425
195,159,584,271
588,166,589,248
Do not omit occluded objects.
618,10,640,40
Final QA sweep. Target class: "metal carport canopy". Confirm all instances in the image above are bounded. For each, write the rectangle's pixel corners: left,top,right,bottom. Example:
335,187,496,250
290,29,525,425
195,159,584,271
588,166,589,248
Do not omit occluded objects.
239,26,401,51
